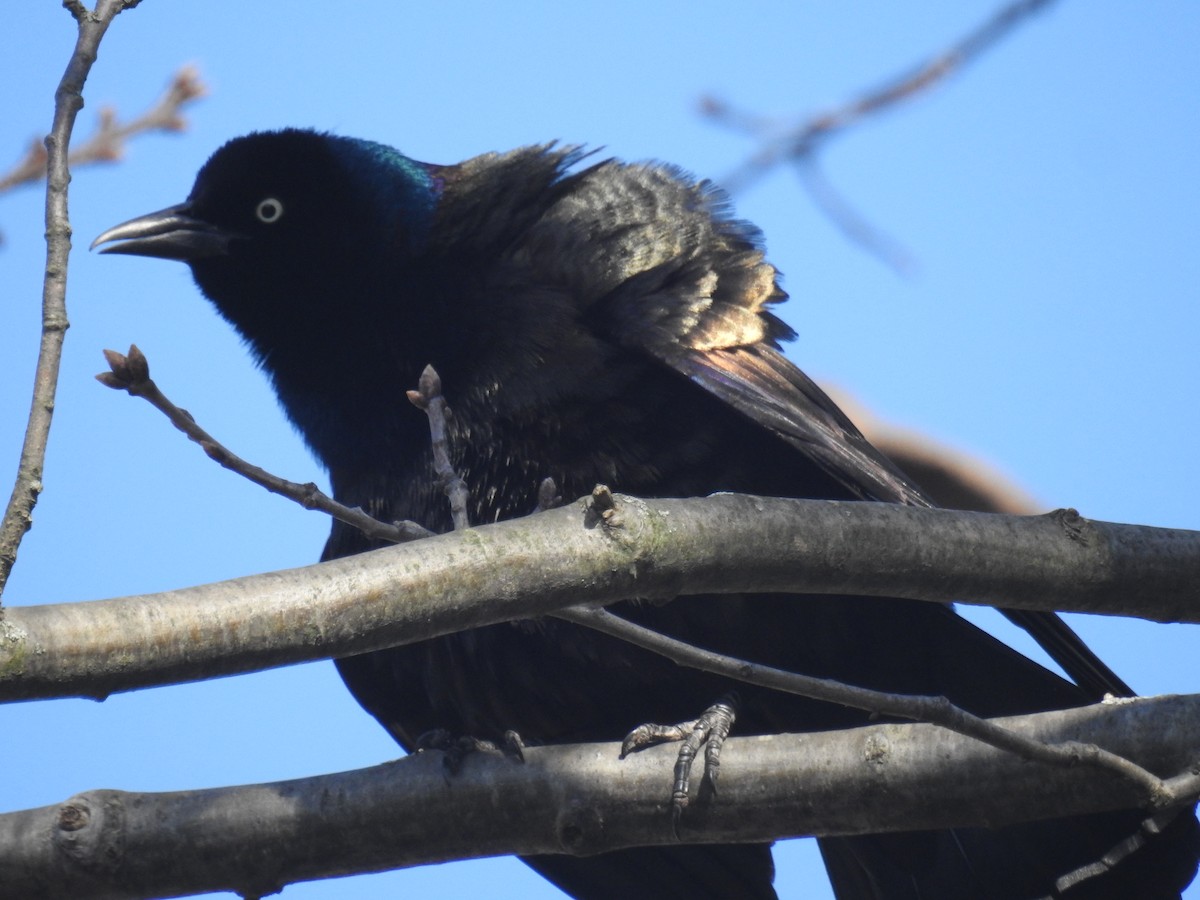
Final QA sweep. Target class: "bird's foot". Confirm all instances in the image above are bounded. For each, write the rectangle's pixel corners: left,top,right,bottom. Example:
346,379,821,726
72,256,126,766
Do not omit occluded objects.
620,693,739,831
533,476,564,512
416,728,526,774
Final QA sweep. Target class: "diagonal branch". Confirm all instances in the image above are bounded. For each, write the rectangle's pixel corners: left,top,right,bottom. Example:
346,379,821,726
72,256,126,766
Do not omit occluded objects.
792,157,917,275
709,0,1056,186
96,345,432,544
0,65,205,196
556,605,1186,804
704,0,1058,269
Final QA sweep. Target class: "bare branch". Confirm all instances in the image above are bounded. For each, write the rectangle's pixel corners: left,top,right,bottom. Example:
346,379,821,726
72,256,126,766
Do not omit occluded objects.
0,0,141,600
710,0,1056,184
793,158,917,275
98,345,432,543
406,363,470,530
2,696,1196,900
558,607,1177,802
2,493,1197,702
0,65,205,196
705,0,1058,269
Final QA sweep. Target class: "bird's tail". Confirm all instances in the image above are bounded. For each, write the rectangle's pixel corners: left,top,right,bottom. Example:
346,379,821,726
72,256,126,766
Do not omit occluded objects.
819,804,1199,899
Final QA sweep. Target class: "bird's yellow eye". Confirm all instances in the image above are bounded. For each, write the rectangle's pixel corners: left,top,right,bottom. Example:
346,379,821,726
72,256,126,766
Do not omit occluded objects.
255,198,284,223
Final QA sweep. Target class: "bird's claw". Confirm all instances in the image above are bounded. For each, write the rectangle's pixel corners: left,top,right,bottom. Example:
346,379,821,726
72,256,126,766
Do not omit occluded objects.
620,721,692,757
621,693,739,831
533,477,563,513
501,729,527,762
416,728,527,774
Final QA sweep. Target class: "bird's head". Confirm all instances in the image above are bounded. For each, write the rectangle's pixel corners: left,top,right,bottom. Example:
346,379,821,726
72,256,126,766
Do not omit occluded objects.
92,129,441,348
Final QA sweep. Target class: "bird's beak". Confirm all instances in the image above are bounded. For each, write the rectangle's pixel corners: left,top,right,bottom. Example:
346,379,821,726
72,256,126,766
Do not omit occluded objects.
91,203,235,260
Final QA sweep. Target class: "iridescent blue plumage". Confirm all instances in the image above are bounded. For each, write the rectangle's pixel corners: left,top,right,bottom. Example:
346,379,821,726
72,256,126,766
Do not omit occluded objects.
327,136,442,250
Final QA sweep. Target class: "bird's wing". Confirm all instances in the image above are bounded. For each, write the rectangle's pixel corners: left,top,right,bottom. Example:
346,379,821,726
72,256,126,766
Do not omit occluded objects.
532,158,1130,700
663,343,1135,700
561,160,1132,696
666,343,930,507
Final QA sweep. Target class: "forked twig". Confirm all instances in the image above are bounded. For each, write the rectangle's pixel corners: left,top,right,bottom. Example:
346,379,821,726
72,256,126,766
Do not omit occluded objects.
97,345,431,544
0,65,206,196
704,0,1058,271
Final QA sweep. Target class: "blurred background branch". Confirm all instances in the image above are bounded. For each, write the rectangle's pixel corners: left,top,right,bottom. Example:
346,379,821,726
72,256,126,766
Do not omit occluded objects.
0,65,205,198
703,0,1058,271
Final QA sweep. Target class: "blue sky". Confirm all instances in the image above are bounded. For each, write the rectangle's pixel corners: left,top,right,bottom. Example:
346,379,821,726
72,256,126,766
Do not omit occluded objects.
2,2,1198,897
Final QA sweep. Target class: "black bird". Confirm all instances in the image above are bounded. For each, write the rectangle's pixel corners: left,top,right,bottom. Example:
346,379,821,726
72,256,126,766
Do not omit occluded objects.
94,129,1198,899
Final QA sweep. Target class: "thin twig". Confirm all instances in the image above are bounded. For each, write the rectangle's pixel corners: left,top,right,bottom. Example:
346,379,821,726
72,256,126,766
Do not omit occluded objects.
0,65,205,196
705,0,1057,270
555,604,1193,808
794,159,917,275
0,0,142,600
96,345,431,544
710,0,1056,183
407,364,471,530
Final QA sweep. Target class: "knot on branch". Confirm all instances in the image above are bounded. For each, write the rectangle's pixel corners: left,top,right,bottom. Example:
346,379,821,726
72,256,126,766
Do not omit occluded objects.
1049,507,1095,545
54,792,124,873
862,732,892,769
585,484,622,529
555,800,607,855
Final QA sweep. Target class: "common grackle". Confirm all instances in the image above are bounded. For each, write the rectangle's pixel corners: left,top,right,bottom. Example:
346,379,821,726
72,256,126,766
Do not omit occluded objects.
94,129,1199,899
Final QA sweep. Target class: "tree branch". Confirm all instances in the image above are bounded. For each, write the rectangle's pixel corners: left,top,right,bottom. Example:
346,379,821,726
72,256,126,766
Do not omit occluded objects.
2,696,1196,900
703,0,1058,270
2,493,1197,702
97,345,432,543
708,0,1056,187
0,0,139,599
558,606,1180,802
406,364,470,530
0,65,204,196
